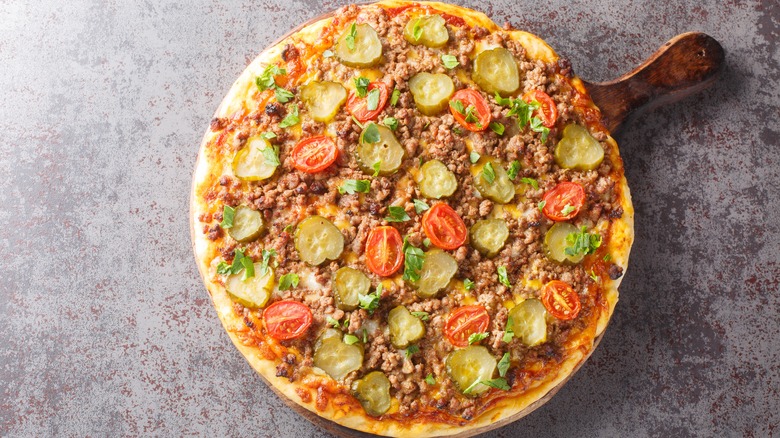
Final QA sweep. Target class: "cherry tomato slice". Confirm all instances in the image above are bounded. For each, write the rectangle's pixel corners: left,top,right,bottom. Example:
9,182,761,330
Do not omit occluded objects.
422,203,468,250
365,226,404,277
541,280,581,320
449,89,491,132
291,135,339,173
444,305,490,347
542,181,585,221
522,90,558,128
263,300,313,340
347,82,390,123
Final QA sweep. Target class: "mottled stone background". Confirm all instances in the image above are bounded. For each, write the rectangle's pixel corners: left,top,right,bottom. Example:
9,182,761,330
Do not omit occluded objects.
1,0,777,436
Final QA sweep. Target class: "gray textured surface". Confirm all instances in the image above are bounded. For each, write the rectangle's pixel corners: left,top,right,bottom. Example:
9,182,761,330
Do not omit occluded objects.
1,0,778,436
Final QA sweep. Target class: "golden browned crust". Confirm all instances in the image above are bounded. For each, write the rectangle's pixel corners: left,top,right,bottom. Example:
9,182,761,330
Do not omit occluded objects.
190,1,634,436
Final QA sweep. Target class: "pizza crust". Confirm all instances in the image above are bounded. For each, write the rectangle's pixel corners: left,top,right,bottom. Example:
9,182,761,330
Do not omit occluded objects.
190,1,634,436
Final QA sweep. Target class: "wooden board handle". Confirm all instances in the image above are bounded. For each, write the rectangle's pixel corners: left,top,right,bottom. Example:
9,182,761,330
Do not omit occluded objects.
583,32,725,132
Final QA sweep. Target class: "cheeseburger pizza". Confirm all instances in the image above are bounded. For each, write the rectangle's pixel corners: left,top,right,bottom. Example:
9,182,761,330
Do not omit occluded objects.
191,1,633,436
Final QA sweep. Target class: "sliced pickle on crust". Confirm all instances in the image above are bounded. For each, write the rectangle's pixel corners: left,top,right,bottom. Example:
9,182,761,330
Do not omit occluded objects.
300,81,348,123
352,371,392,416
233,136,278,181
446,345,497,397
334,23,382,68
508,299,547,347
295,216,344,266
403,14,449,48
474,161,515,204
333,267,370,311
554,124,605,170
472,48,520,97
357,124,404,175
409,72,455,115
415,249,457,298
225,263,273,308
387,305,426,349
227,206,265,243
544,222,584,264
418,159,457,199
469,219,509,257
314,335,364,381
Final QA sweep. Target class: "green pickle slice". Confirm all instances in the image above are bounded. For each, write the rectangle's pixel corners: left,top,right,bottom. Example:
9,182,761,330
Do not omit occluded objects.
388,305,426,348
334,23,382,68
544,222,584,264
357,124,404,175
295,216,344,265
352,371,392,416
300,81,347,122
409,72,455,115
225,263,273,308
416,249,458,298
446,346,497,396
472,48,519,97
470,219,509,257
555,124,605,170
227,206,265,243
418,160,457,199
333,267,370,311
508,299,547,346
403,15,449,48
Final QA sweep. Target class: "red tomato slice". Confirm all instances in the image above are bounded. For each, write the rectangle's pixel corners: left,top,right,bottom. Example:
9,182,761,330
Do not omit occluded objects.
449,89,491,132
422,203,467,250
541,280,581,320
347,82,390,123
365,226,404,277
263,300,313,340
522,90,558,128
291,136,338,173
444,305,490,347
542,181,585,221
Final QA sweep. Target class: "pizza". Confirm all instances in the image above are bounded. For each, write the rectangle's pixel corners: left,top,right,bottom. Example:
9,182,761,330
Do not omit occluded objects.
190,1,634,436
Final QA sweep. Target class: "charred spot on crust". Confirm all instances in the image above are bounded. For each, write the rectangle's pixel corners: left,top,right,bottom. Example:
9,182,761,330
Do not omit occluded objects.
609,207,624,219
210,117,228,131
608,264,624,280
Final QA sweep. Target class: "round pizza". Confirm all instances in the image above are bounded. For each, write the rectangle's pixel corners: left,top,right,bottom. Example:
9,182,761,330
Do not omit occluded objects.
190,1,634,436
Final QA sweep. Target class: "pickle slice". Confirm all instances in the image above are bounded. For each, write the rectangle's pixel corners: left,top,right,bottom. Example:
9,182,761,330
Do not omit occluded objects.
554,124,605,170
227,206,265,243
508,299,547,347
446,346,497,397
544,222,584,264
409,72,455,115
352,371,391,416
418,160,457,199
225,263,273,308
300,81,348,123
333,267,370,311
403,14,449,48
472,48,520,97
416,249,457,298
473,162,516,204
334,23,382,68
232,136,278,181
469,219,509,257
357,124,404,175
314,336,364,381
295,216,344,265
388,306,426,349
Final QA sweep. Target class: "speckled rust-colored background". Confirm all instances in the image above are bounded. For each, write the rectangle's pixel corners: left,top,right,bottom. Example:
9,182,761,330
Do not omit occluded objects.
1,0,778,436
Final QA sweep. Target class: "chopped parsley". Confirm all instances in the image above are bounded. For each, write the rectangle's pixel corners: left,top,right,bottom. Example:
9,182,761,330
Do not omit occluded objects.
256,64,286,91
278,104,299,128
589,268,599,282
372,160,381,177
481,162,496,184
362,122,380,143
216,248,254,280
220,205,235,229
425,374,436,385
402,238,424,282
603,253,612,261
354,77,370,97
385,206,411,222
441,54,459,69
503,316,515,343
463,278,475,291
521,177,539,190
489,121,505,135
497,352,511,377
463,377,511,394
538,200,546,211
278,273,299,291
565,226,603,256
260,131,276,140
239,256,254,281
561,204,576,216
345,23,357,51
507,160,521,180
412,18,423,41
413,198,430,214
405,345,419,358
366,88,381,111
411,311,429,321
390,88,400,106
327,316,340,328
358,284,382,314
261,145,280,167
529,117,550,142
469,151,481,164
422,237,431,247
274,87,294,103
259,248,276,276
452,126,463,136
494,92,550,140
338,179,371,195
382,116,398,131
344,334,360,345
497,266,511,288
351,115,365,130
468,332,489,345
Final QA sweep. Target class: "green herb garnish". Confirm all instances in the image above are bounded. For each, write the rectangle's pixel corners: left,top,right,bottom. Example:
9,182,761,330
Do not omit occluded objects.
405,345,419,358
354,77,370,97
344,334,360,345
469,151,481,164
489,121,505,135
468,332,489,345
278,273,299,291
362,122,380,143
497,266,511,288
278,104,299,128
338,179,371,195
565,226,602,256
390,88,400,106
463,278,475,291
521,177,539,190
383,116,398,131
507,160,520,180
220,205,235,229
411,311,429,321
441,54,459,69
402,238,424,282
345,23,357,51
413,198,429,214
502,316,514,343
385,206,411,222
366,88,380,111
497,352,511,377
481,162,496,184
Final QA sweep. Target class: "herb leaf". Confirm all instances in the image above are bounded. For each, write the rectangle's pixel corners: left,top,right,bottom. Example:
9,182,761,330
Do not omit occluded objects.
385,206,411,222
366,88,381,111
405,344,419,358
390,88,400,106
468,332,489,345
469,151,481,164
441,54,459,69
327,316,340,328
240,255,255,281
259,248,276,277
362,122,380,143
354,77,370,97
425,374,436,385
260,131,276,140
274,87,294,103
220,205,235,229
538,200,546,211
521,177,539,190
411,311,429,321
561,204,576,216
256,64,286,91
261,145,280,167
402,238,424,282
413,198,429,214
481,162,496,184
278,273,300,291
497,352,511,377
383,116,398,131
507,160,520,180
339,179,371,195
489,121,505,135
344,334,360,345
529,117,550,142
278,104,300,128
345,23,357,51
480,378,510,391
564,226,602,256
463,278,475,291
450,99,465,115
372,160,381,177
412,19,423,41
497,266,511,288
503,316,515,343
358,284,382,314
